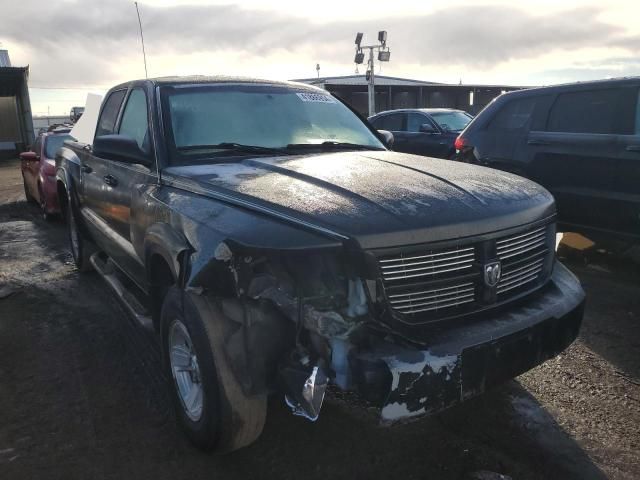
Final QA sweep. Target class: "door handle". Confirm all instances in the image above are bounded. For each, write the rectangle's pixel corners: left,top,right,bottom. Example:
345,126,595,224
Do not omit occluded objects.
626,145,640,152
81,164,92,173
103,174,118,187
527,139,550,146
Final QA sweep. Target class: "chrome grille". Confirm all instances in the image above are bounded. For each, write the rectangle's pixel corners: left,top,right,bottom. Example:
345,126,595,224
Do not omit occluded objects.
496,226,546,259
387,282,475,315
497,258,545,294
376,222,552,323
379,246,475,282
497,225,548,295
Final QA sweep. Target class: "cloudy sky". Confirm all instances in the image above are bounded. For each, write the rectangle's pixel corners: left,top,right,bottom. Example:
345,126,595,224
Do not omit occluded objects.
2,0,639,115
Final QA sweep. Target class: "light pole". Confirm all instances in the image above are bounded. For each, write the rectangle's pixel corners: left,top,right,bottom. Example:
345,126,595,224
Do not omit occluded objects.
354,31,390,117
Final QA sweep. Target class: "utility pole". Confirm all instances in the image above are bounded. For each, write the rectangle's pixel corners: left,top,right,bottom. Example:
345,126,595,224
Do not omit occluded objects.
354,31,390,117
134,2,148,78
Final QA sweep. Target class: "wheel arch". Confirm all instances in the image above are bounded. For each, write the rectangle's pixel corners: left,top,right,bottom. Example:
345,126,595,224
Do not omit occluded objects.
56,178,69,219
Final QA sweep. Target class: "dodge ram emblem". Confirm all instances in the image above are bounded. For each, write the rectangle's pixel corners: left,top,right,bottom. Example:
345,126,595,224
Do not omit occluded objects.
484,261,502,287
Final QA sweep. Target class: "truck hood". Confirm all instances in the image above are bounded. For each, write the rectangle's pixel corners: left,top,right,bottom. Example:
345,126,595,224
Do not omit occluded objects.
163,151,555,249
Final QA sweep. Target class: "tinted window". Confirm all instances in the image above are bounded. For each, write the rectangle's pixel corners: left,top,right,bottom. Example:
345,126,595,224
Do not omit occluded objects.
430,111,473,132
370,117,383,129
119,89,149,151
44,134,72,158
547,87,638,135
95,90,126,138
378,113,404,131
490,97,536,131
407,113,431,132
635,90,640,135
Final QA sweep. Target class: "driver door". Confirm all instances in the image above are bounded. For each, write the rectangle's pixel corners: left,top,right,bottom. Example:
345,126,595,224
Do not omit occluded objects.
404,112,447,158
99,87,156,286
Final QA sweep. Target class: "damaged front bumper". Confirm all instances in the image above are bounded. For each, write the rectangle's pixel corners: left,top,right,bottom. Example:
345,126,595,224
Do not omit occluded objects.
349,261,585,424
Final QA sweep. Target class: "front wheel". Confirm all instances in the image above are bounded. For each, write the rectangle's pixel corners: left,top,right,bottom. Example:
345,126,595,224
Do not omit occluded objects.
160,287,266,452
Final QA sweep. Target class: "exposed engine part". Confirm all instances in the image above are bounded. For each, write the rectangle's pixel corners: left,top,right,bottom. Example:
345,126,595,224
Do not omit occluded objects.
346,278,368,317
214,241,233,261
247,274,357,338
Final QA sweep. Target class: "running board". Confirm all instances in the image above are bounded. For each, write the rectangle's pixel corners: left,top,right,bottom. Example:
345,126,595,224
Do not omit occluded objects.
89,252,154,331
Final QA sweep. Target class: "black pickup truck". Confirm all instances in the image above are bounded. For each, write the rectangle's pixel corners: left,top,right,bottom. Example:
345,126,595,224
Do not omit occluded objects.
56,76,585,452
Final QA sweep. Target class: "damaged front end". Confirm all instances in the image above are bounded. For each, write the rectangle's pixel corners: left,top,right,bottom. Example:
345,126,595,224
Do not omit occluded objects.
190,238,585,425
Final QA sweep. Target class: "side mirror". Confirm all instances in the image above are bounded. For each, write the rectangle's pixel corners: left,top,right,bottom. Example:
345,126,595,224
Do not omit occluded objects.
20,151,38,161
419,123,437,134
377,130,394,149
93,134,151,166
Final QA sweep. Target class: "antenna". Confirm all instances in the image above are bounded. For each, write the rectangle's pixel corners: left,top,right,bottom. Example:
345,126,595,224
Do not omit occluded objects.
134,2,148,78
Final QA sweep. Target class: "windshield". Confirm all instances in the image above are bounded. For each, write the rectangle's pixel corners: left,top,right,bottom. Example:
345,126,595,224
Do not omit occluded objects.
161,84,384,163
45,134,72,158
430,111,473,132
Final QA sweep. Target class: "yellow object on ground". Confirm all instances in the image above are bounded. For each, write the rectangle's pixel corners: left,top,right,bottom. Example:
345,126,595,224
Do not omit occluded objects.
559,232,596,251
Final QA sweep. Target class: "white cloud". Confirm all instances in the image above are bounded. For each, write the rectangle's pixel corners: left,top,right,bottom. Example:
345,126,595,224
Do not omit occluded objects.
1,0,638,115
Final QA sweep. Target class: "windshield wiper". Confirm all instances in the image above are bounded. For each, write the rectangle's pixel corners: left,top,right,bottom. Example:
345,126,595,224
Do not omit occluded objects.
286,141,384,151
177,143,289,155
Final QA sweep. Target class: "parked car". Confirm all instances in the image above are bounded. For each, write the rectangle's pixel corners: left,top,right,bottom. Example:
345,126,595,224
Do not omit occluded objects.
70,106,85,123
20,129,72,219
56,76,584,453
455,77,640,240
368,108,473,159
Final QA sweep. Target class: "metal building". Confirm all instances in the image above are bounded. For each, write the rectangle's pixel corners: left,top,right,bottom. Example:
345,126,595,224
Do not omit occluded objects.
0,49,35,159
293,74,526,117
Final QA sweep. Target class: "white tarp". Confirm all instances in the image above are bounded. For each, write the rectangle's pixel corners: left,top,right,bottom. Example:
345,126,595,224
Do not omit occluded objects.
70,93,103,145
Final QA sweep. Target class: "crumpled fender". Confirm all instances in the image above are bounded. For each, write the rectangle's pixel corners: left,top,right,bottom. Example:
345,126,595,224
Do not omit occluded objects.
142,222,191,287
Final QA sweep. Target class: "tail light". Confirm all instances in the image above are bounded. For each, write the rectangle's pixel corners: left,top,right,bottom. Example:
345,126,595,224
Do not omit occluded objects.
454,136,466,151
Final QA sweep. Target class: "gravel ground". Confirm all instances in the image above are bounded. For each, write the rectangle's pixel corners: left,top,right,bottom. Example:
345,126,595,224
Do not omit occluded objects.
0,159,638,480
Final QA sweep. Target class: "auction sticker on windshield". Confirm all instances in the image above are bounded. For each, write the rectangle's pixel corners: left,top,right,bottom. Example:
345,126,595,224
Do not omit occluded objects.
296,92,335,103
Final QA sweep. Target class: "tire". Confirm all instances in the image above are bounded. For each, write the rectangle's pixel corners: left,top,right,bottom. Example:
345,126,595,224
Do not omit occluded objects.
160,287,267,452
67,200,94,272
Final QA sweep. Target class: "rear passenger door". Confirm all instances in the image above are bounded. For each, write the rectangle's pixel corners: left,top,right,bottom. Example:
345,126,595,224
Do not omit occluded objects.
612,89,640,237
527,86,639,236
81,89,127,231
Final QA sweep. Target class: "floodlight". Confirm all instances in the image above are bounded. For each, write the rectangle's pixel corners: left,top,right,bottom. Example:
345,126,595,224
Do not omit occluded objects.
355,32,363,46
378,30,387,45
354,52,365,64
378,50,390,62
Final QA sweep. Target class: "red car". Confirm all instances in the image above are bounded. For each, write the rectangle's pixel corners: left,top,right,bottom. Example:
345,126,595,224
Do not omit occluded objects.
20,130,72,219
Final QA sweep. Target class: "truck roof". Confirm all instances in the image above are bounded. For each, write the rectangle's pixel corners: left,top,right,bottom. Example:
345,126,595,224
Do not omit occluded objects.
111,75,323,92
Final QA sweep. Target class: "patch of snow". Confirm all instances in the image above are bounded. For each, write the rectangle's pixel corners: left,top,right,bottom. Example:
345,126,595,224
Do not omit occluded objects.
381,402,426,422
